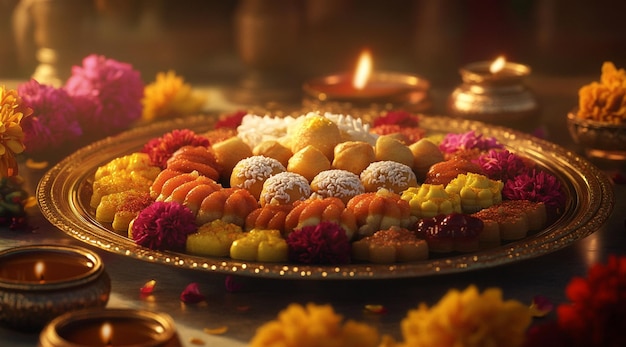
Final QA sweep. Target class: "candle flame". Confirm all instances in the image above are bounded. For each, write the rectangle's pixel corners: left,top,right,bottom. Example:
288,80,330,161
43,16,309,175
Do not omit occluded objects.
352,50,372,90
101,321,113,345
34,261,44,281
489,56,506,74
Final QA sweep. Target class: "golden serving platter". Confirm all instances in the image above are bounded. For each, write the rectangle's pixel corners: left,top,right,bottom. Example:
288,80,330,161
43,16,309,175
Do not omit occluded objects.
37,115,614,279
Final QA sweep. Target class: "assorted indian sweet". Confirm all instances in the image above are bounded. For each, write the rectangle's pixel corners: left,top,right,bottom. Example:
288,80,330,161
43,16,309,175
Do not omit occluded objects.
352,226,429,264
90,110,567,265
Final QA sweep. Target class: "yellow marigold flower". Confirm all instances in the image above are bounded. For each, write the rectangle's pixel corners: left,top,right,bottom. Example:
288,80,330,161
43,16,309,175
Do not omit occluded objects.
250,302,380,347
0,86,32,177
141,70,206,121
399,285,531,347
577,62,626,124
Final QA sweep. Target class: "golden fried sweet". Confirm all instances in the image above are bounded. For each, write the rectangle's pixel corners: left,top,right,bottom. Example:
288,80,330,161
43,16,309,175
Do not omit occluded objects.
212,136,254,182
331,141,375,175
289,114,342,160
287,145,331,182
409,138,444,180
374,135,414,168
253,140,292,168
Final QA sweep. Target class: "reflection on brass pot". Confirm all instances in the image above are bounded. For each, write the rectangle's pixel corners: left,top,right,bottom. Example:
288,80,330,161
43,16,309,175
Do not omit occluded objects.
0,245,110,332
39,308,181,347
447,60,540,131
567,110,626,161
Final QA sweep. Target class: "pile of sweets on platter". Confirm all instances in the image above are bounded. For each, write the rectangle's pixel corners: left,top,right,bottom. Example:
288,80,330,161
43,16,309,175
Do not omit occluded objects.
90,110,565,265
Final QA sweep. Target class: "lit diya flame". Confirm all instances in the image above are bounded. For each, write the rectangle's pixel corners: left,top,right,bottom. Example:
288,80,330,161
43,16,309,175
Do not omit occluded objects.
352,50,373,90
34,261,44,281
489,56,506,74
101,321,113,346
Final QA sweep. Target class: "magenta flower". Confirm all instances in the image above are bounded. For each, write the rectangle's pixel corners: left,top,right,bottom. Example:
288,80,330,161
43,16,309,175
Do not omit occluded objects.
65,54,144,136
131,201,197,251
476,149,528,181
439,130,503,154
141,129,210,169
17,79,82,156
180,282,206,304
286,221,351,264
503,169,565,208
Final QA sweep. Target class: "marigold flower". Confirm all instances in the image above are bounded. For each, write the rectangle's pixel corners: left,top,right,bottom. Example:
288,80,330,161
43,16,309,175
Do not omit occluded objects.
17,79,82,157
0,86,32,177
141,70,206,122
65,54,144,136
399,285,531,347
249,302,380,347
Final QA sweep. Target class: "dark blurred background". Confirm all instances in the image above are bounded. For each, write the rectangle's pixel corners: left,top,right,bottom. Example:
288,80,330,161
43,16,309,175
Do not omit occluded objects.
1,0,625,89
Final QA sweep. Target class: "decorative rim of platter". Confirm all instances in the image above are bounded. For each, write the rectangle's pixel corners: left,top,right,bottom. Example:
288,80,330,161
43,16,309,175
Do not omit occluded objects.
37,114,615,279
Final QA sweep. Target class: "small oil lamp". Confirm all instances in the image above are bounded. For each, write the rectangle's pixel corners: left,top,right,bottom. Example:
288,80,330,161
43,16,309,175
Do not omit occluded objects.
447,56,540,131
38,308,181,347
0,244,110,331
303,49,431,115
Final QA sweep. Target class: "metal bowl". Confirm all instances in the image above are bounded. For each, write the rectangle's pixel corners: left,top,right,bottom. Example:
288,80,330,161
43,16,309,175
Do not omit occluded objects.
567,110,626,161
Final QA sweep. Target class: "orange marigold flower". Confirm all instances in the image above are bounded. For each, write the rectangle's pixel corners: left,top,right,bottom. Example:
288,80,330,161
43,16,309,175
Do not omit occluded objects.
141,70,206,121
399,285,531,347
0,86,32,177
250,302,380,347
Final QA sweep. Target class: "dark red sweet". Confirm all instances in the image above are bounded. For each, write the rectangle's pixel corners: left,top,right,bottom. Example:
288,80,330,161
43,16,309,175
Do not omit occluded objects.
415,213,483,253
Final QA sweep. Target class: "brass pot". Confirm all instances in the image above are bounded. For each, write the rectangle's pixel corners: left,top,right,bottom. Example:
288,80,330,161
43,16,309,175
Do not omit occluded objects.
0,244,110,331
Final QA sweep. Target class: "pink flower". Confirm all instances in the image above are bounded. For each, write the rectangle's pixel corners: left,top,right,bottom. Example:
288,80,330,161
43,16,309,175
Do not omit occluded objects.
180,282,205,304
286,221,351,264
65,54,144,136
17,79,82,156
503,169,565,208
476,149,528,182
141,129,210,169
131,201,197,251
439,130,503,154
